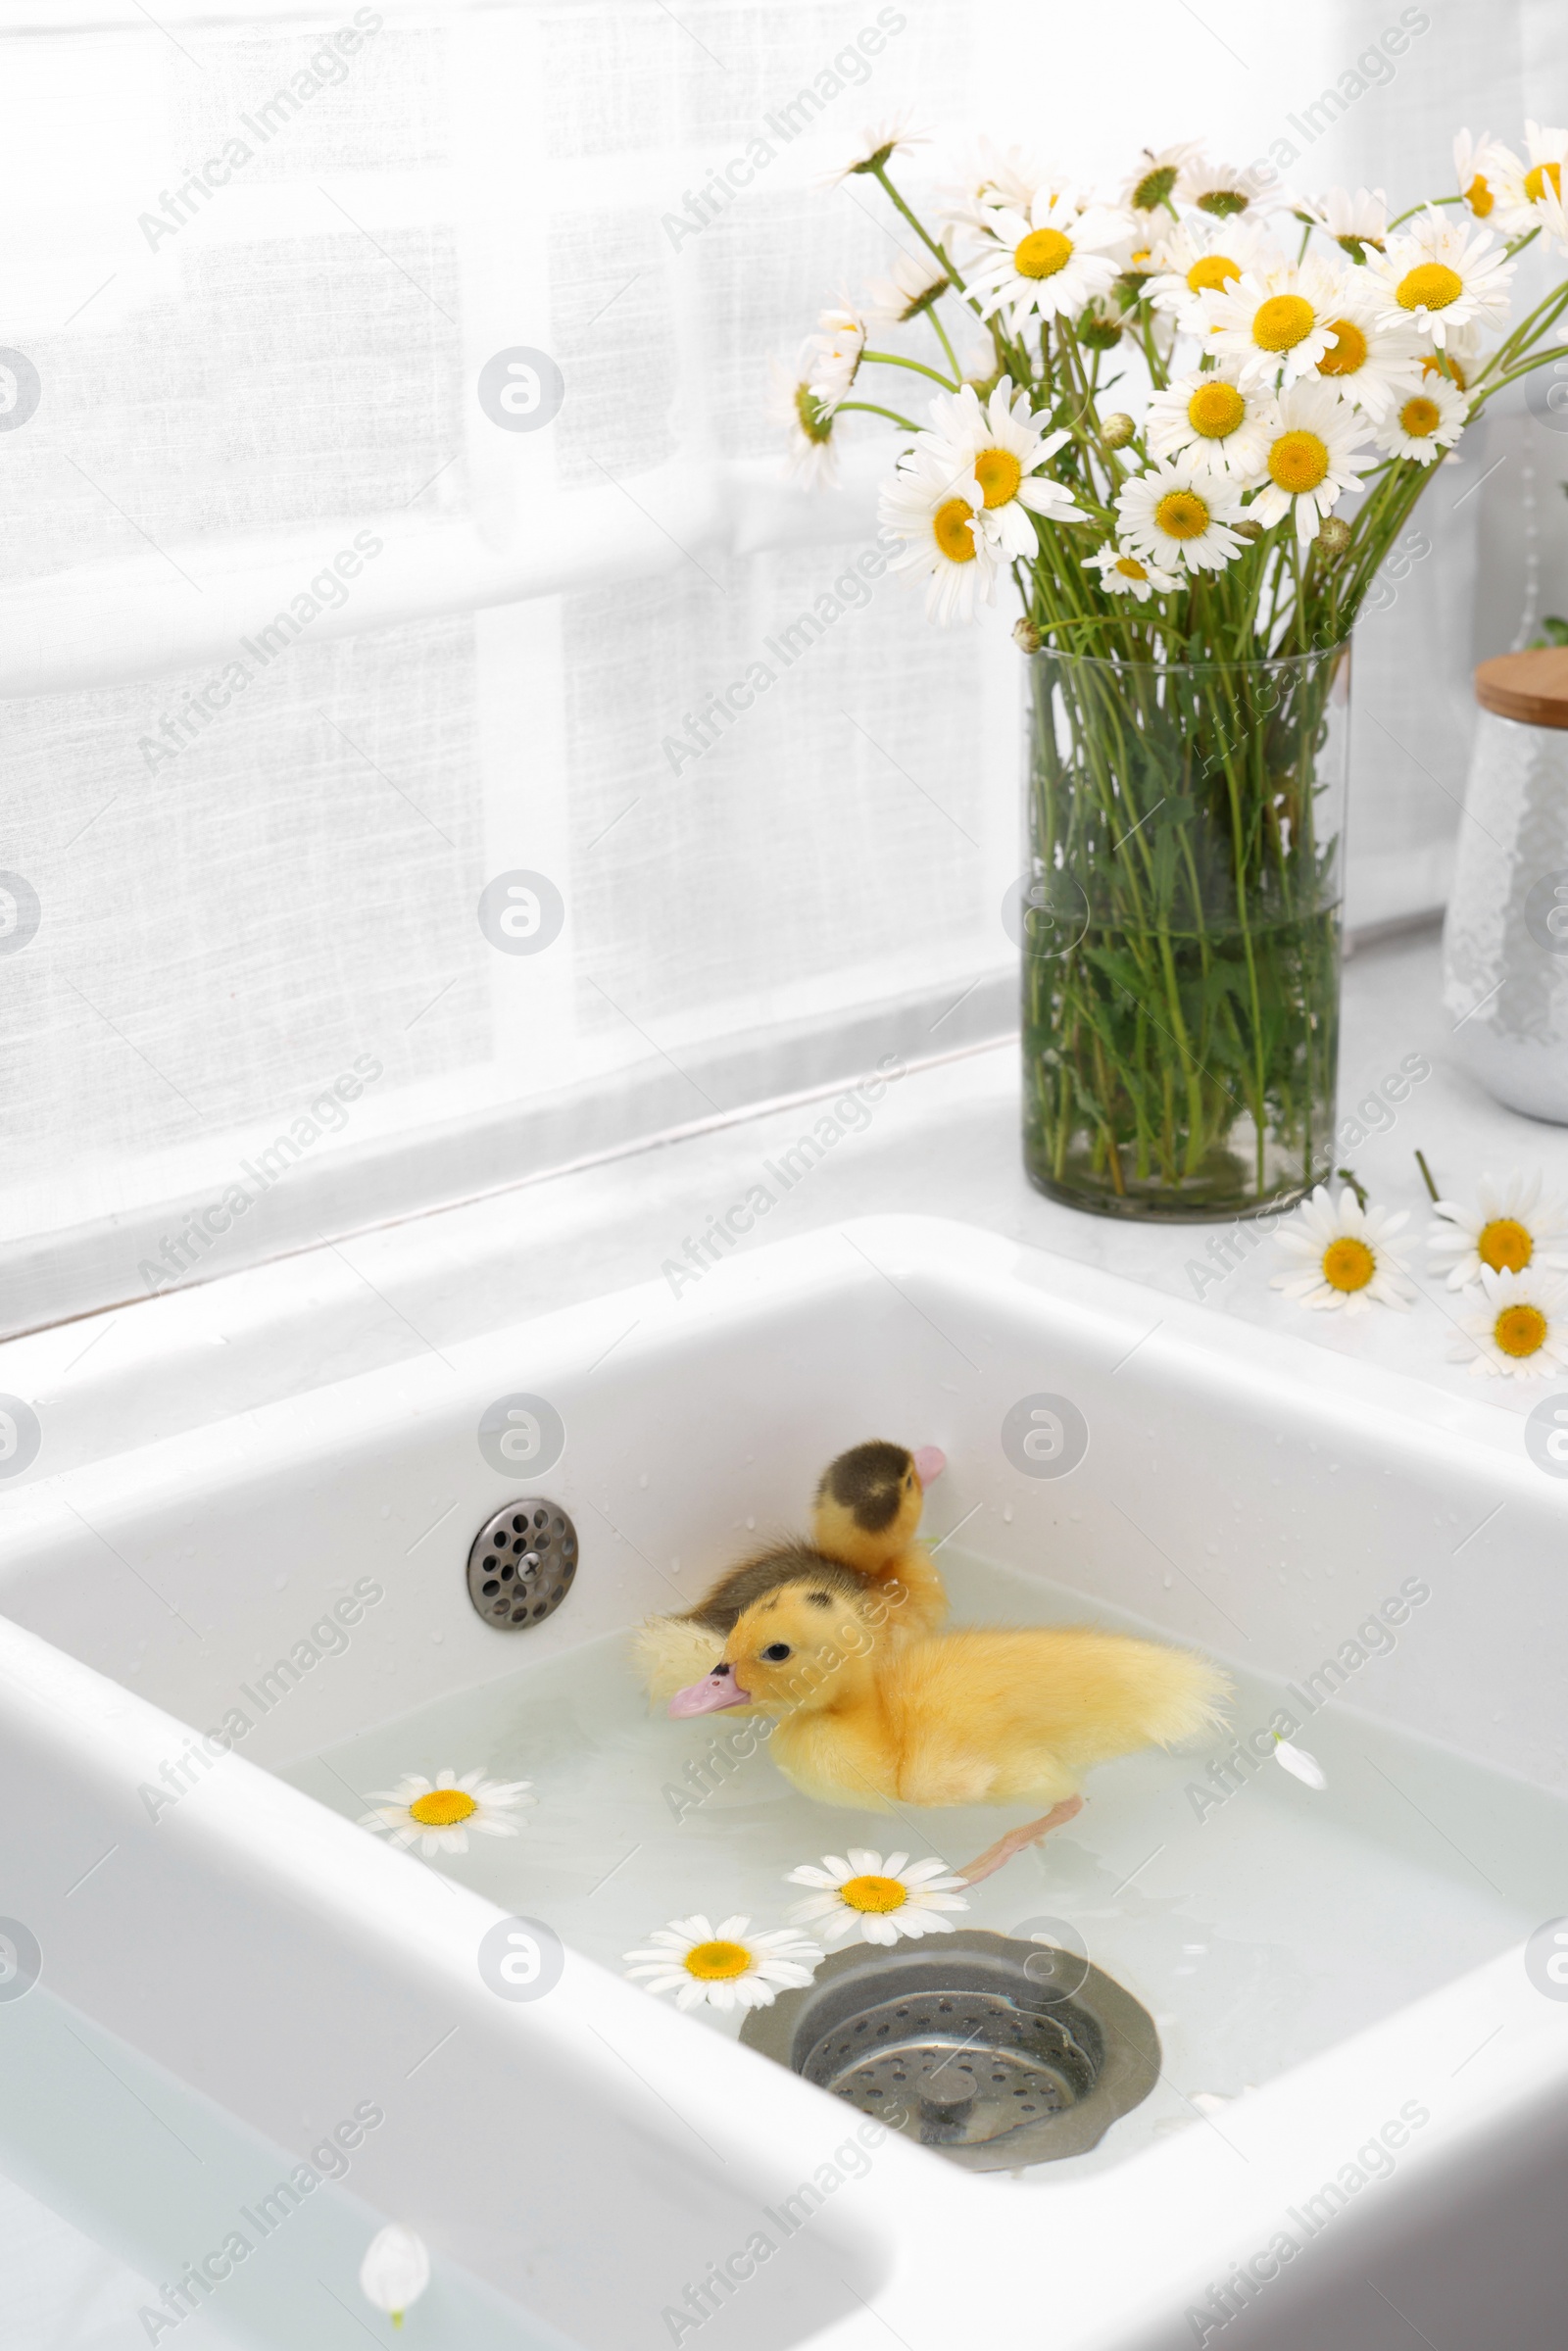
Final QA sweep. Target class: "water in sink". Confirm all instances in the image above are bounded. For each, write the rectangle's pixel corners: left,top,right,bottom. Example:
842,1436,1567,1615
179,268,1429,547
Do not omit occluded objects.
279,1551,1565,2178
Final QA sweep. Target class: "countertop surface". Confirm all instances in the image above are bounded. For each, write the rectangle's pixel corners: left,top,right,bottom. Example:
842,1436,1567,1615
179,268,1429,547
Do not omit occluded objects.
8,923,1568,1481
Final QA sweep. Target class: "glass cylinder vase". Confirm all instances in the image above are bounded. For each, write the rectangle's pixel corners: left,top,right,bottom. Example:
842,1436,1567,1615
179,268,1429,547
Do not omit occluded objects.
1020,643,1349,1221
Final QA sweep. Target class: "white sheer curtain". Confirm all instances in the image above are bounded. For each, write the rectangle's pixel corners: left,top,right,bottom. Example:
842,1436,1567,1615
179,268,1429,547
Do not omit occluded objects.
0,0,1546,1336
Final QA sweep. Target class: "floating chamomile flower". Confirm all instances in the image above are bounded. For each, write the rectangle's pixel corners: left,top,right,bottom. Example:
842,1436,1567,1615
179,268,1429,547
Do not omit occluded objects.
1200,256,1352,388
1084,542,1179,601
1116,458,1248,575
359,1770,534,1857
786,1849,969,1947
801,306,865,409
622,1915,822,2012
916,380,1083,559
1270,1184,1415,1316
1179,156,1272,219
879,446,997,624
1367,211,1516,348
968,190,1131,333
1299,185,1388,259
1273,1736,1327,1790
1250,380,1375,544
1427,1169,1568,1290
863,250,951,324
1145,217,1280,335
360,2225,430,2329
1375,374,1469,463
1145,367,1270,475
1456,1267,1568,1380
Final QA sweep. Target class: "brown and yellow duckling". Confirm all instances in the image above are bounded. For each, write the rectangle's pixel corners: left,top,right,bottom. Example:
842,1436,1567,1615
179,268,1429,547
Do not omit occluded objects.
632,1439,949,1706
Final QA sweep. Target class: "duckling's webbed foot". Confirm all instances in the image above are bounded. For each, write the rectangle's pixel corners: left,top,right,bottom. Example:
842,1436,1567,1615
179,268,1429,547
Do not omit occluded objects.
956,1794,1084,1886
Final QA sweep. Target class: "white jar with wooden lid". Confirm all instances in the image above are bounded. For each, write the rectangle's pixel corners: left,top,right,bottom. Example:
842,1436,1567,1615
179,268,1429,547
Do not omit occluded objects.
1443,648,1568,1121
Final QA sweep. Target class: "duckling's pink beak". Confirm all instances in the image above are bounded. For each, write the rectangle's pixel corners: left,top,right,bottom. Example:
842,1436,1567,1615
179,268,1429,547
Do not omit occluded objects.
668,1663,751,1717
912,1445,947,1487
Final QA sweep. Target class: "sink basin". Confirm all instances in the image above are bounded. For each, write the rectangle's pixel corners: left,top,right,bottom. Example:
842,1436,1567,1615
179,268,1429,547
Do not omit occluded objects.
1,1214,1565,2350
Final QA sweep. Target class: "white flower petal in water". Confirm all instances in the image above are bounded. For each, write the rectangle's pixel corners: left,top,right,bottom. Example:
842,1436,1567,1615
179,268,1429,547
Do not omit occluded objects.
1273,1737,1327,1789
360,2224,430,2326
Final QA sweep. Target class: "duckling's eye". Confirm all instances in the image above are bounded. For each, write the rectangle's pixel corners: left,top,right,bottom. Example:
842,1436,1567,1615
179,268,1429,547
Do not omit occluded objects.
761,1641,792,1662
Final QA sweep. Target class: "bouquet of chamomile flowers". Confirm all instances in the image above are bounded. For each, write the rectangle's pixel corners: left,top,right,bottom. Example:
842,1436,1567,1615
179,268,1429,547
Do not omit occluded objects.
782,122,1568,654
777,122,1568,1222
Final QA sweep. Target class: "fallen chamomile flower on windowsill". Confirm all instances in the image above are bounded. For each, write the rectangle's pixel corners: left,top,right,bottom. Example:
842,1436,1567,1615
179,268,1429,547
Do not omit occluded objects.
1426,1169,1568,1291
1270,1184,1415,1316
359,1770,534,1857
785,1849,970,1946
1454,1267,1568,1379
1272,1735,1327,1790
623,1916,823,2011
360,2224,430,2328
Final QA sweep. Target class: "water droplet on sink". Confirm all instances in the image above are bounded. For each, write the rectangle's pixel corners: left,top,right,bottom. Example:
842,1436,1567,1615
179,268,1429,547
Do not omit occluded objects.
639,1474,648,1489
1003,1505,1013,1524
745,1516,755,1530
274,1576,288,1591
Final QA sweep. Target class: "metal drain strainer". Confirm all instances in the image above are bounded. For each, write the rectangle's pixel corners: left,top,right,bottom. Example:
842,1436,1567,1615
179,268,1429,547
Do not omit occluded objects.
466,1498,578,1630
740,1929,1159,2171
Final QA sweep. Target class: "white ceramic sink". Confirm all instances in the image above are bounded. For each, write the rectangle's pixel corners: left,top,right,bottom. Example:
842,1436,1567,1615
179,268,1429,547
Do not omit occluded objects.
1,1216,1565,2351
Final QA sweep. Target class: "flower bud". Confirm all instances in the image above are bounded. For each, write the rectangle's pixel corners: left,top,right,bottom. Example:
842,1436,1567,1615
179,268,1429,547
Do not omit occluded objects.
1101,412,1136,449
1232,517,1265,542
1013,617,1043,654
1315,514,1352,555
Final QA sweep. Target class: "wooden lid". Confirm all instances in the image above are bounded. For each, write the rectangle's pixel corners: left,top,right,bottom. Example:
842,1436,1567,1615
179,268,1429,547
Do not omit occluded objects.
1474,647,1568,730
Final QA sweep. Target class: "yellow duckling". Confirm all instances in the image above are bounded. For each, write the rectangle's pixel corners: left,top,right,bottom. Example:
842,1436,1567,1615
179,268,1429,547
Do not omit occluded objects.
668,1581,1229,1883
632,1440,949,1706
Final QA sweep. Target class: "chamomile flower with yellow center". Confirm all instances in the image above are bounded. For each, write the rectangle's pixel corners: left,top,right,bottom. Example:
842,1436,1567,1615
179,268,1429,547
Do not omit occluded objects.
1145,218,1280,334
1374,372,1469,463
1451,129,1523,229
1270,1184,1415,1316
1494,121,1568,226
916,381,1083,559
1121,139,1206,224
863,250,952,324
1179,156,1274,220
623,1915,823,2012
359,1770,534,1857
1309,287,1423,419
879,446,998,625
1250,380,1375,542
1116,458,1248,573
1084,542,1180,601
1456,1267,1568,1380
968,190,1132,334
1299,186,1388,261
801,306,865,409
785,1850,969,1948
771,356,841,487
1200,256,1352,388
1427,1169,1568,1291
1145,367,1270,475
1367,212,1516,348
